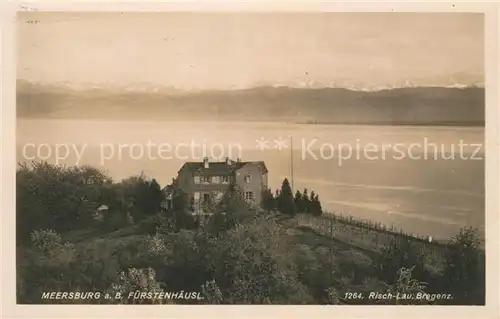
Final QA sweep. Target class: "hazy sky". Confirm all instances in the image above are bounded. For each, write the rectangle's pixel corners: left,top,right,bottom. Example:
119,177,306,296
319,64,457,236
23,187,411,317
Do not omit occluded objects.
17,12,484,90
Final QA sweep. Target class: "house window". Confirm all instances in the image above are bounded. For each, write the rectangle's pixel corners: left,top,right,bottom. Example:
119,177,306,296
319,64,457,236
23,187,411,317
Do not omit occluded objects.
203,175,210,183
244,191,254,201
222,176,229,183
194,176,201,184
244,175,251,183
203,193,211,203
212,176,220,184
194,192,200,201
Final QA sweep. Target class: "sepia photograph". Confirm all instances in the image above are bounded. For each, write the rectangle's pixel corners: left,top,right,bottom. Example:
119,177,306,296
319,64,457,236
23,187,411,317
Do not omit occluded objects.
13,9,488,307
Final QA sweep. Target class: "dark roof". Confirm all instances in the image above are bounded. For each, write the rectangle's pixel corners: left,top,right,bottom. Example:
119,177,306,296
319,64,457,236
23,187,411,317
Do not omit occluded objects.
178,160,268,175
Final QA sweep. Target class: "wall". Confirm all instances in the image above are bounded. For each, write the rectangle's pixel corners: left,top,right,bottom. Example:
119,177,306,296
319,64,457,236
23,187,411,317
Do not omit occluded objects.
235,164,265,206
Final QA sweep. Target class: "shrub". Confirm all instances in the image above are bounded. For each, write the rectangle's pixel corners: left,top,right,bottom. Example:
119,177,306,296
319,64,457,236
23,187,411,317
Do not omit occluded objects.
442,227,484,305
18,230,78,303
203,216,313,304
163,230,212,293
201,280,223,304
29,229,77,266
70,242,121,296
171,210,197,231
147,233,168,256
101,211,129,231
376,238,426,283
30,229,64,254
109,267,166,304
324,287,341,304
205,183,253,235
384,266,428,305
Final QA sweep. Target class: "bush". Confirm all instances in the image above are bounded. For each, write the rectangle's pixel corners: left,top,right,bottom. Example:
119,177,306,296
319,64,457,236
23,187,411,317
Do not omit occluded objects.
384,266,428,305
324,287,342,304
205,183,253,235
146,233,168,256
376,238,426,283
109,267,167,304
18,229,79,303
162,213,315,304
162,230,212,293
201,280,223,304
30,229,64,254
202,216,313,304
442,227,484,304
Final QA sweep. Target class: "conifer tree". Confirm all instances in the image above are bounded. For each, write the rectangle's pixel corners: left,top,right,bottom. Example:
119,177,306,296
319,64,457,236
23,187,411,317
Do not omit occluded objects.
278,178,297,216
294,190,303,213
309,190,316,215
312,193,323,216
301,188,310,214
261,188,275,212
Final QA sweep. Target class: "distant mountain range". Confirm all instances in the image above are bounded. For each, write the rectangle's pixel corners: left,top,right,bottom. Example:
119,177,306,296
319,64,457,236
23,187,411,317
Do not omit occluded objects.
16,80,485,126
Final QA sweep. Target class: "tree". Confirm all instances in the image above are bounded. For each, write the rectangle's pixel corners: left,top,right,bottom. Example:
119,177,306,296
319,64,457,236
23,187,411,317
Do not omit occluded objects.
261,188,275,212
274,189,281,211
172,189,188,213
277,178,297,216
16,161,111,243
309,191,316,215
294,190,304,213
311,194,323,216
148,178,163,214
274,189,281,198
118,174,163,222
206,182,253,235
443,227,484,304
301,189,310,214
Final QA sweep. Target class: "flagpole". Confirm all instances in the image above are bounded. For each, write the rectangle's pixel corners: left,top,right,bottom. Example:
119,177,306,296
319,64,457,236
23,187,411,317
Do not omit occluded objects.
290,136,294,192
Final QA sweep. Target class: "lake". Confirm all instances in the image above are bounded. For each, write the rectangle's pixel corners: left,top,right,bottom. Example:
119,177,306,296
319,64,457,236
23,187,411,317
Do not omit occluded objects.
16,119,485,240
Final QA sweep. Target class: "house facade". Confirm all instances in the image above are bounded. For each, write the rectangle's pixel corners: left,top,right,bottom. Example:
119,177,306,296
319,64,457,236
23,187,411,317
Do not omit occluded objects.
173,157,268,214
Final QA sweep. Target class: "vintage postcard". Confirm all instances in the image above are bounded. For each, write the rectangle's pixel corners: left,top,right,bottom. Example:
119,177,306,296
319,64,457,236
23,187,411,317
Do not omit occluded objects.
2,1,499,318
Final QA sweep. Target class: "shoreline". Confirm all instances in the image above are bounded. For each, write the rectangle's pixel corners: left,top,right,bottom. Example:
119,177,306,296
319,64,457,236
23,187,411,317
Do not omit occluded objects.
16,117,486,129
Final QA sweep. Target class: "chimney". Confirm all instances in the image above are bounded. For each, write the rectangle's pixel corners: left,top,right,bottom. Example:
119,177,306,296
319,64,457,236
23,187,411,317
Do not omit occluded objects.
226,157,232,165
203,157,209,168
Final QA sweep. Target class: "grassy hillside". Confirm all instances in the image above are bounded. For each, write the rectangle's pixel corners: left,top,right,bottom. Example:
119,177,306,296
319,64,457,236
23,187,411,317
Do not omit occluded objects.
17,80,485,125
17,211,485,305
16,162,485,305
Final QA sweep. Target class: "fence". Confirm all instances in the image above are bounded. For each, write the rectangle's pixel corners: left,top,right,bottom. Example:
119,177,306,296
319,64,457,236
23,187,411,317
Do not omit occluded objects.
294,213,449,268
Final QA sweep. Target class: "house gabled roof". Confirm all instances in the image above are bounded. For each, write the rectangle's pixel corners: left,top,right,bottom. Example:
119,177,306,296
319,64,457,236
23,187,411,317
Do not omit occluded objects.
237,161,268,174
178,159,268,176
